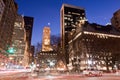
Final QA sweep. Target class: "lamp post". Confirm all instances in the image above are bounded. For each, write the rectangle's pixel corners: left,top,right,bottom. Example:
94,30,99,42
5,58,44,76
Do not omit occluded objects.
88,60,92,68
50,61,54,67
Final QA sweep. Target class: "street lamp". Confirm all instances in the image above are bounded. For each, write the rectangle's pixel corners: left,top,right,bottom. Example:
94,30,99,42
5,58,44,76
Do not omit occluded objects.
49,61,55,67
9,57,13,60
88,60,92,65
88,60,92,68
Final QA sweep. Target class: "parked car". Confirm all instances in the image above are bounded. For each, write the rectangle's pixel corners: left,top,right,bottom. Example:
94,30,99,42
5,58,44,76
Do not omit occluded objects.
83,68,103,76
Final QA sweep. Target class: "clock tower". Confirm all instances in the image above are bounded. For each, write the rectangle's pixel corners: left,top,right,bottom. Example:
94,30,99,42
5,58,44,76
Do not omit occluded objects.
42,26,52,51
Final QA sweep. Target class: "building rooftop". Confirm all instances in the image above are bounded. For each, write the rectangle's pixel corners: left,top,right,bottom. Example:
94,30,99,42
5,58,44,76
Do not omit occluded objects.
61,3,85,11
83,22,120,35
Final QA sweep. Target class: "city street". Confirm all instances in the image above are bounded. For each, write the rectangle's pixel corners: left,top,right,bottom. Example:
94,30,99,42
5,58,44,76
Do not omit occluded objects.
0,70,120,80
0,69,30,80
34,73,120,80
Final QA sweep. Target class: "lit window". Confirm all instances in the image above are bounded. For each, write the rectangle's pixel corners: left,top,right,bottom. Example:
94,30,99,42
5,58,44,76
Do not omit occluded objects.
86,39,88,41
68,12,71,14
82,13,84,15
64,17,67,19
64,23,67,26
68,18,70,20
71,19,73,21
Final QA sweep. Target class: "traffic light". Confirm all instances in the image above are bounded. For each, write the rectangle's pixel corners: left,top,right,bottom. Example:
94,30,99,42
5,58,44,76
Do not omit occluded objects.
7,47,16,54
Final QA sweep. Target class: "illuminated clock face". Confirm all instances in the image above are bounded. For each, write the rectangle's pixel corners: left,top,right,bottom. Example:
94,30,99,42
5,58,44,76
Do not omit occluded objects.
44,39,50,45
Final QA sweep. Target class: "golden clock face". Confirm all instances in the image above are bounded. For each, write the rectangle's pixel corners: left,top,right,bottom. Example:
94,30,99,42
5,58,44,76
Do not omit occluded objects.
44,39,50,45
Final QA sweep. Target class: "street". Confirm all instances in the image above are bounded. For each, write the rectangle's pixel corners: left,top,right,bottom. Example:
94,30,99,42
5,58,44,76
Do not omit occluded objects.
0,69,30,80
0,70,120,80
34,73,120,80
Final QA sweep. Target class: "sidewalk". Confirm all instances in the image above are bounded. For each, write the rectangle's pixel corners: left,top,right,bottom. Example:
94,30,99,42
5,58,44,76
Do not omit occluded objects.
0,69,30,74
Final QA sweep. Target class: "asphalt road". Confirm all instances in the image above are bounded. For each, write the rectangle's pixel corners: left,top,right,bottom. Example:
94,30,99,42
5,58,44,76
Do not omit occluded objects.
0,71,120,80
34,73,120,80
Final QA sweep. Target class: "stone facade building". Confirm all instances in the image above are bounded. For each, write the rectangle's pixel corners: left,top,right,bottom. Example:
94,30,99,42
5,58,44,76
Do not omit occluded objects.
60,4,120,71
9,14,25,66
0,0,18,68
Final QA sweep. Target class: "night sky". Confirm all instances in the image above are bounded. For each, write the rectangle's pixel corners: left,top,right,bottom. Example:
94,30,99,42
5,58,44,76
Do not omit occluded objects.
15,0,120,45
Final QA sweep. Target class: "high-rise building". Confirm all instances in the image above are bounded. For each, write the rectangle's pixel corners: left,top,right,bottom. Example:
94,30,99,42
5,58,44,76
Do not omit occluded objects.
0,0,5,23
60,4,120,71
0,0,18,67
23,16,34,66
42,27,52,51
9,14,25,65
60,4,86,64
0,0,18,51
36,26,58,70
111,9,120,30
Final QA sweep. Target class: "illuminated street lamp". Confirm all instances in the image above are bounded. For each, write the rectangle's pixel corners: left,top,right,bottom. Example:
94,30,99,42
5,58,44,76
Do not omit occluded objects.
49,61,55,71
88,60,92,65
19,61,22,64
49,61,54,67
9,57,13,60
88,60,92,68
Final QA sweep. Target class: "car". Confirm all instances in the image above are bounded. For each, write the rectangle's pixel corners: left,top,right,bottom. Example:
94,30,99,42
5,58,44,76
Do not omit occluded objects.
25,67,31,72
83,68,102,77
25,67,30,69
33,67,39,73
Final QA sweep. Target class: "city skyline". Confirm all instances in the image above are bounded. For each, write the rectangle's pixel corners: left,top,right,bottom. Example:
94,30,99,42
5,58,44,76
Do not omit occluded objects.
15,0,120,45
1,0,120,79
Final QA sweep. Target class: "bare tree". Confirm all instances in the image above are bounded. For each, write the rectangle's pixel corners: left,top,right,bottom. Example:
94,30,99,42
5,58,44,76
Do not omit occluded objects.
35,42,42,54
50,34,60,51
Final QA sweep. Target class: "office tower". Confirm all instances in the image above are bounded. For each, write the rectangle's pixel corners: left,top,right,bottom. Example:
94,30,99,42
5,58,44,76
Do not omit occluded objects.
0,0,5,23
9,14,25,65
23,16,34,66
0,0,18,51
60,4,86,64
0,0,18,67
